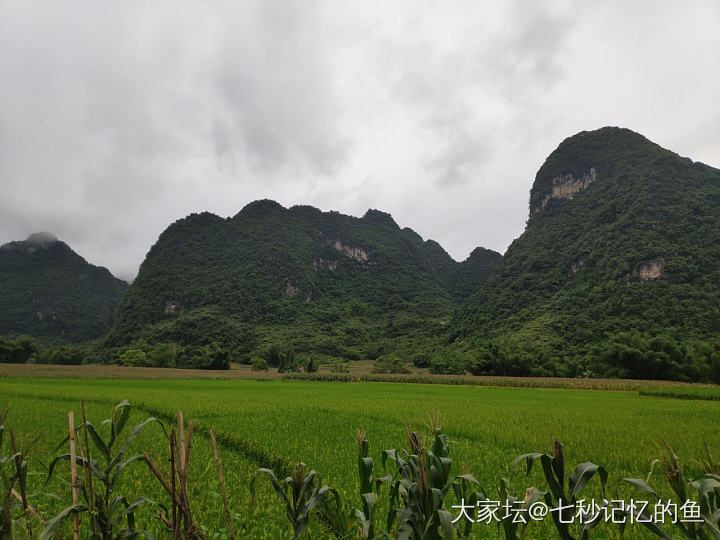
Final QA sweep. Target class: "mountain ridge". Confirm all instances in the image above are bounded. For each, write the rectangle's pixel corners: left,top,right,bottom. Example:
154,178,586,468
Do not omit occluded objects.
106,201,500,362
452,126,720,380
0,233,129,342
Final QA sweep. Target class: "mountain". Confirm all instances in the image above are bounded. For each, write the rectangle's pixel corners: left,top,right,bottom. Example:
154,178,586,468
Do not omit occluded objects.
107,202,500,361
402,228,502,301
0,233,129,342
453,127,720,380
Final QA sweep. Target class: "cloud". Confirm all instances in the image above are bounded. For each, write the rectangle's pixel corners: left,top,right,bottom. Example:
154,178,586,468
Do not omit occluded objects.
0,0,718,278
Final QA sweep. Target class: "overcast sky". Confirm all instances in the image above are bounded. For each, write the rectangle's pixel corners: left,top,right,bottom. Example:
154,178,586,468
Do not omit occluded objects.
1,0,718,281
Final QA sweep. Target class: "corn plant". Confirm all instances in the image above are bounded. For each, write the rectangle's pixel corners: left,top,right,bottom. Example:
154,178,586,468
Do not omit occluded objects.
144,410,206,539
620,443,720,539
44,400,163,539
450,470,485,539
0,410,18,539
514,439,608,540
0,409,16,540
493,478,546,540
0,410,42,540
377,423,457,540
354,429,377,539
259,461,329,539
316,483,354,539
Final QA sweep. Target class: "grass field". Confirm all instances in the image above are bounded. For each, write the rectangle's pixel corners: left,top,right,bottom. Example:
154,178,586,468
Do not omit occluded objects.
0,374,718,538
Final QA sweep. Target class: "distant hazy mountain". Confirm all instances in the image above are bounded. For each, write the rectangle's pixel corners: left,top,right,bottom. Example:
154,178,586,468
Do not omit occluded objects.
106,201,500,359
0,233,128,342
453,127,720,378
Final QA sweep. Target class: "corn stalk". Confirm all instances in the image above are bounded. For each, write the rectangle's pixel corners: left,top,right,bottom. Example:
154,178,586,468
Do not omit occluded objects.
377,424,457,540
621,443,720,539
44,400,162,539
144,410,205,539
259,461,329,539
514,439,608,540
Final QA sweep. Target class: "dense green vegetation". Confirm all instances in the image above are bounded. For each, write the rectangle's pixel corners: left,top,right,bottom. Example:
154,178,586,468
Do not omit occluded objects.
0,377,718,538
106,201,499,364
402,228,502,301
452,127,720,381
4,128,720,383
0,336,36,364
0,233,128,342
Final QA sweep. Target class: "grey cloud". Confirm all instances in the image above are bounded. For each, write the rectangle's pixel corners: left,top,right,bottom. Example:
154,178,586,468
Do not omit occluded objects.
0,0,718,277
210,1,350,175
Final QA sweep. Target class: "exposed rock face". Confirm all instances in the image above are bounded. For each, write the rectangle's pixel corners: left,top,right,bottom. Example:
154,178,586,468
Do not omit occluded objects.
533,168,597,214
164,300,181,314
329,239,369,262
284,281,299,295
313,257,338,271
638,258,664,281
570,260,585,276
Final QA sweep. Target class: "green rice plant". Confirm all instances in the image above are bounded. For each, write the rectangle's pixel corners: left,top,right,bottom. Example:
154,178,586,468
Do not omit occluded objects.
514,440,608,540
3,376,720,538
43,400,163,539
620,443,720,539
639,388,720,401
259,461,330,539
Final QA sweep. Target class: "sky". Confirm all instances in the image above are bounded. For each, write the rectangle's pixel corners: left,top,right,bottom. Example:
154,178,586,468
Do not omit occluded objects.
1,0,718,281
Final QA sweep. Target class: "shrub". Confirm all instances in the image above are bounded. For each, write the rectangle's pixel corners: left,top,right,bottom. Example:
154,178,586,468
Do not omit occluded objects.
330,361,349,373
277,349,299,374
119,348,149,367
250,357,269,371
304,357,319,373
0,337,36,364
371,354,411,374
411,353,431,368
148,342,177,368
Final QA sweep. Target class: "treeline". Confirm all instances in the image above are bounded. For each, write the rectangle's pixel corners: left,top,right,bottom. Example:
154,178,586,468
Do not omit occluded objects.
114,339,230,369
0,336,230,370
427,330,720,383
4,330,720,382
0,336,92,365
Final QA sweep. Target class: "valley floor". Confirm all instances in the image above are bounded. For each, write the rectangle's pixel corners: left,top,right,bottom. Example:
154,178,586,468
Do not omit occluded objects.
0,374,716,537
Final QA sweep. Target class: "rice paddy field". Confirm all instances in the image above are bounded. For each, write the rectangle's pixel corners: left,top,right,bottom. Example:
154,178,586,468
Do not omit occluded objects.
0,374,718,539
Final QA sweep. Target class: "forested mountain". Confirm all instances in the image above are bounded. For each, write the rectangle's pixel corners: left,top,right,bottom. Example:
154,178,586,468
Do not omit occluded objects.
0,233,128,342
6,127,719,382
402,228,502,301
106,201,500,361
452,127,720,381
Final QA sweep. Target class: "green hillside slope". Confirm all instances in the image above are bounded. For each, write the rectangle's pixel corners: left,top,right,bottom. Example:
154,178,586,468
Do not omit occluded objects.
453,127,720,381
0,233,128,342
107,202,500,362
